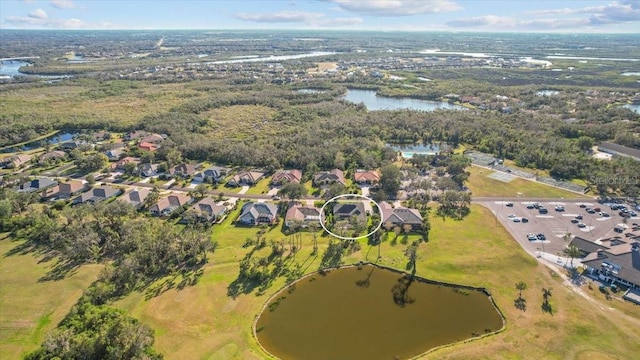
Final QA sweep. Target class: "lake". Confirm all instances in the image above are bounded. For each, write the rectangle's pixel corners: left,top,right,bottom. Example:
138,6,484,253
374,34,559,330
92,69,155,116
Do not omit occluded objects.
389,143,450,158
343,89,466,111
255,264,504,360
0,60,72,79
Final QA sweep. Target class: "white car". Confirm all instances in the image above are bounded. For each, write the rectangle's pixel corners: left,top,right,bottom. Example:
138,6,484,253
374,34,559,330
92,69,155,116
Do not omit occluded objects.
508,214,517,219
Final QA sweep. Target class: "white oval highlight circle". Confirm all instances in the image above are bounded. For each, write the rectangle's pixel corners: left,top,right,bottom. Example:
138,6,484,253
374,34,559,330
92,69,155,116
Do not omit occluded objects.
319,193,384,241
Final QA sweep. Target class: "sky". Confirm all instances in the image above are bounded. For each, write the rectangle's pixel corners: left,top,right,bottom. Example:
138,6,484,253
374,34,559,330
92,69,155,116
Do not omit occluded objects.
1,0,639,33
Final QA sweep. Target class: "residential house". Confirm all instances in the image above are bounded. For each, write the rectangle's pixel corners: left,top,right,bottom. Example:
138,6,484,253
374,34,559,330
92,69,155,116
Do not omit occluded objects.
59,140,87,151
333,202,366,222
354,169,380,185
149,194,192,217
228,170,265,187
110,157,140,171
73,186,121,205
285,204,321,227
139,133,165,144
37,150,67,164
271,169,303,185
125,130,149,141
16,178,58,193
118,188,151,208
138,142,160,152
139,163,159,177
238,202,278,225
313,169,345,186
92,131,110,142
582,240,640,289
186,197,227,223
380,201,423,231
194,166,230,183
44,180,87,200
105,148,126,161
168,163,196,178
1,154,32,169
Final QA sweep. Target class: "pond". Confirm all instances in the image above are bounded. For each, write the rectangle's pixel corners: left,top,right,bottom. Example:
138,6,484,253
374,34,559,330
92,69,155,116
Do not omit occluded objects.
255,264,504,360
388,143,450,158
0,132,77,153
295,88,326,94
624,104,640,114
0,60,72,79
343,89,466,111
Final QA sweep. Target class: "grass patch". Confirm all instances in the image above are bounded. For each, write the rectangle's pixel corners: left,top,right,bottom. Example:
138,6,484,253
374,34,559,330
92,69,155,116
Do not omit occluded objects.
245,178,272,195
466,166,588,198
110,204,639,359
0,234,102,359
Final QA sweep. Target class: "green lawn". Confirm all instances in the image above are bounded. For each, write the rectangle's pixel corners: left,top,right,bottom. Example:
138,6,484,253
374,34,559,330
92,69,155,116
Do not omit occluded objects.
0,234,102,359
112,204,640,360
245,178,272,195
466,165,589,198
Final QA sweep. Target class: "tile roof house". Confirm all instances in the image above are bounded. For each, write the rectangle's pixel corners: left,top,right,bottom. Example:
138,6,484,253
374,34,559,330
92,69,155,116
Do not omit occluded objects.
228,171,265,187
118,188,151,208
271,169,303,185
285,204,321,227
238,202,278,225
1,154,32,169
139,134,165,144
333,202,366,223
194,166,230,183
149,194,192,217
187,198,227,223
313,169,345,186
73,186,121,205
38,150,67,164
110,157,140,171
137,142,160,152
125,130,149,141
168,163,196,178
44,180,87,200
380,201,423,230
16,178,58,193
354,169,381,184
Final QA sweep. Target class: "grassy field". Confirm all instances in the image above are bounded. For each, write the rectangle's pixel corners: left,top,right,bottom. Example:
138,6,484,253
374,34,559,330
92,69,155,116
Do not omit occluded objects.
466,165,590,199
111,204,639,359
0,234,102,359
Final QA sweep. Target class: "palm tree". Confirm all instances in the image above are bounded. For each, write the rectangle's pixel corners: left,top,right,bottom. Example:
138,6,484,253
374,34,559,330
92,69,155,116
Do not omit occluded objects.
515,281,527,299
542,288,552,301
565,245,581,268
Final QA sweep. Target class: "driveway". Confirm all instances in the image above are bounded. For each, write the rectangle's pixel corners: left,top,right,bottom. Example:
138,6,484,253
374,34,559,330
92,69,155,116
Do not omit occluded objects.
237,186,250,195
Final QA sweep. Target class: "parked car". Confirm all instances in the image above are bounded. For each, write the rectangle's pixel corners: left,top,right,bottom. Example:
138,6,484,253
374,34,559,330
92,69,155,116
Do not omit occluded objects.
555,206,565,212
539,208,548,214
526,204,535,209
593,207,601,212
586,208,596,214
579,204,587,208
508,214,517,219
600,212,610,217
521,217,529,223
571,219,579,224
575,215,583,220
527,233,537,241
505,202,514,207
536,233,546,240
577,222,586,228
513,217,521,222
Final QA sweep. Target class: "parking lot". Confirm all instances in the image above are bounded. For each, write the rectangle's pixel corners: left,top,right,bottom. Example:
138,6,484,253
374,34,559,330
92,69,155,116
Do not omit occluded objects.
480,200,639,258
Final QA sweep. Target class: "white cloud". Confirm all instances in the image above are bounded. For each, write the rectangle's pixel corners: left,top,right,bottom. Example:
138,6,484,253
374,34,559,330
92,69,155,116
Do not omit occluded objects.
446,15,590,30
5,15,114,29
28,8,48,19
51,0,76,9
319,0,462,16
526,1,640,25
236,11,324,23
236,10,362,27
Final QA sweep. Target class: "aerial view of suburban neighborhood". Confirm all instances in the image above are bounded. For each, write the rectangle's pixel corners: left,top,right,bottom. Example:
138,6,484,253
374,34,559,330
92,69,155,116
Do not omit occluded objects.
1,1,639,359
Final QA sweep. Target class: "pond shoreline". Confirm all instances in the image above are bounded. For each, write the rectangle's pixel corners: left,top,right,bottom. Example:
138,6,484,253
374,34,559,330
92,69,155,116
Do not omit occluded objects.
252,261,506,360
